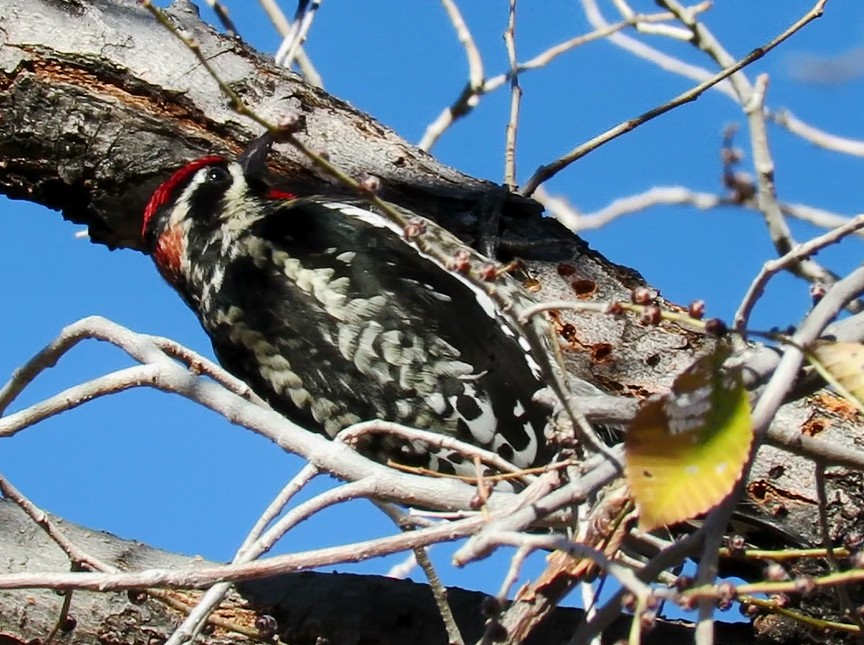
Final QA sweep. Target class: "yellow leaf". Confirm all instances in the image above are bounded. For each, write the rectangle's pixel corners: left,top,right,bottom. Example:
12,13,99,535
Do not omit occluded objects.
625,346,753,531
808,341,864,414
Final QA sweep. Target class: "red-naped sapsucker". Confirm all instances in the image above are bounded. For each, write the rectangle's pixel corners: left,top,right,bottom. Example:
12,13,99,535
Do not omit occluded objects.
141,134,556,476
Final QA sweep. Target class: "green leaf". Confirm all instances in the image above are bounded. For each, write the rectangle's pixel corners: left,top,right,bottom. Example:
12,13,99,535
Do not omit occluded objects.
625,346,754,531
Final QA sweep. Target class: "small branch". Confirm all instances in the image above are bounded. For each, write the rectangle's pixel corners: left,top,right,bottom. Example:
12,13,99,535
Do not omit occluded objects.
780,202,864,234
422,5,710,151
454,451,624,564
442,0,484,92
483,20,630,92
274,0,322,71
0,514,489,592
580,0,738,102
418,0,484,151
569,526,707,643
765,420,864,471
536,185,726,231
338,419,529,480
538,184,861,236
497,544,532,600
200,0,239,36
483,7,701,95
769,108,864,157
0,474,116,574
151,335,269,407
257,0,323,86
734,213,864,334
487,531,652,599
693,495,733,645
374,502,464,645
166,477,382,645
522,0,828,196
503,0,521,190
166,462,321,644
0,364,164,439
745,75,841,301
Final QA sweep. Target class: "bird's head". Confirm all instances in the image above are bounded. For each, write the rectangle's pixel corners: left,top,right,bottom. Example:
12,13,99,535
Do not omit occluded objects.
141,134,291,284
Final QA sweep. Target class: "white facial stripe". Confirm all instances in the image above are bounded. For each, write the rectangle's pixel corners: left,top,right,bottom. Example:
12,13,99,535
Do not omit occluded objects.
223,163,250,221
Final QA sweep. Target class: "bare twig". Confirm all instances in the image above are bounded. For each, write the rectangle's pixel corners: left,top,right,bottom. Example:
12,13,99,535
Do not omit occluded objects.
0,514,489,592
780,202,864,234
418,0,484,151
769,108,864,157
453,452,625,564
274,0,322,71
484,5,706,96
522,0,829,196
497,544,532,600
735,213,864,334
580,0,738,102
166,462,321,644
658,1,840,313
150,336,269,406
568,527,707,643
486,531,652,599
765,420,864,471
0,364,165,439
257,0,323,86
536,185,726,231
484,20,629,92
374,502,464,645
338,420,529,480
746,75,841,298
166,477,382,645
503,0,520,190
0,475,116,574
538,183,861,236
200,0,239,37
421,5,710,151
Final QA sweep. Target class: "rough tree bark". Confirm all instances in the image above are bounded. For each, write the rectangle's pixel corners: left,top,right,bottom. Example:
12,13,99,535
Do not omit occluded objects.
0,499,759,645
0,1,862,643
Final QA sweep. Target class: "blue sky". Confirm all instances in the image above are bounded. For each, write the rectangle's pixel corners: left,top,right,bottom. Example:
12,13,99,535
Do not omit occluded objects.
1,1,862,601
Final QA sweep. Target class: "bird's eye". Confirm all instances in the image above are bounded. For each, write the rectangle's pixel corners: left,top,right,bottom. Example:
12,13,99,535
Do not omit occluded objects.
204,166,231,184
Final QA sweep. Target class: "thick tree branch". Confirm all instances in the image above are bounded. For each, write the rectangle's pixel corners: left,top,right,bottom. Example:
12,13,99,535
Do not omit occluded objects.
0,499,761,644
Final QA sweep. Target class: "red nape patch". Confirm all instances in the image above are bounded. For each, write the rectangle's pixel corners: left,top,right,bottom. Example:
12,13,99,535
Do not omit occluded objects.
141,155,225,238
153,225,185,286
268,188,296,200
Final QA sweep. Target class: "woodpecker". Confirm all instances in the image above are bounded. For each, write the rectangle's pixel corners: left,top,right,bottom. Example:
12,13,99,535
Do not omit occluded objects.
141,134,555,476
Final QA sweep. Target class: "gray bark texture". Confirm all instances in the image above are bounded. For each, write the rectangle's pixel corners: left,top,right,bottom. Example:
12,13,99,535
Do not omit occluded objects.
0,0,863,643
0,499,757,645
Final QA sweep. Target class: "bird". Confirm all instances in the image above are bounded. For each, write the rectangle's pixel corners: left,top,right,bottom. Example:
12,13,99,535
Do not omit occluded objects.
141,133,555,477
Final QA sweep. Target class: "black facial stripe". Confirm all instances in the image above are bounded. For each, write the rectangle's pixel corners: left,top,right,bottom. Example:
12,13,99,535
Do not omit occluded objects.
187,164,233,226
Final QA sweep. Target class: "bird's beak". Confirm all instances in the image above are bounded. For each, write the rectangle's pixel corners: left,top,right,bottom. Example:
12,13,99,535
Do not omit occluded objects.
238,131,275,179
